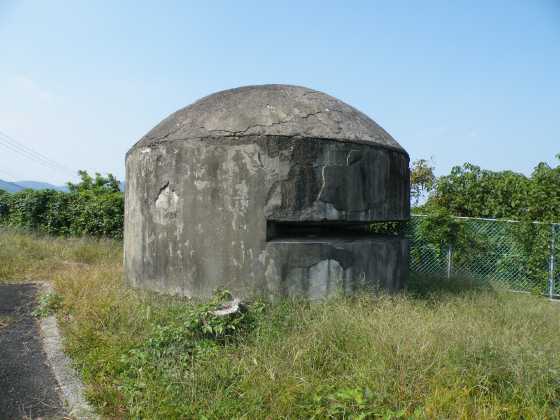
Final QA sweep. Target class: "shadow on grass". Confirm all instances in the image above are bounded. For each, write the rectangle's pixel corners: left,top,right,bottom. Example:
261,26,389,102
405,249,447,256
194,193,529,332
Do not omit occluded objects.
405,272,492,298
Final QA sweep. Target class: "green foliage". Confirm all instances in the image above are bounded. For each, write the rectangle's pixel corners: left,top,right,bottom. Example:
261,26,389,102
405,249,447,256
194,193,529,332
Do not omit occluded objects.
428,155,560,223
0,171,123,238
305,386,417,419
410,158,436,206
32,291,63,318
67,170,121,194
368,221,407,236
307,386,376,419
526,157,560,223
431,163,530,219
508,221,556,292
417,207,462,249
417,155,560,292
415,208,487,261
410,214,557,293
116,290,265,418
410,212,492,288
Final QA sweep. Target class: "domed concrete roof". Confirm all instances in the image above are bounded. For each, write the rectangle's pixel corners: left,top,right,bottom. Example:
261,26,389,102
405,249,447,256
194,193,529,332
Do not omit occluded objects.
133,84,405,152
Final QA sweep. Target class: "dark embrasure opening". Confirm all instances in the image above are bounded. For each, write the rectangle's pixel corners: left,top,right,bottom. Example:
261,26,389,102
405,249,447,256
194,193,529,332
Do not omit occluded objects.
266,220,405,241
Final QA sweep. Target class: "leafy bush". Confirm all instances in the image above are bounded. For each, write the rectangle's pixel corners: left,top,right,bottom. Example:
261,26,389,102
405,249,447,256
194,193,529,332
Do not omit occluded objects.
0,171,123,239
427,154,560,223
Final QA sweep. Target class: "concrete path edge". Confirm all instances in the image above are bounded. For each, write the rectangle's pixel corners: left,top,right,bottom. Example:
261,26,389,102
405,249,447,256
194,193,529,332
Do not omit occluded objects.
37,282,98,419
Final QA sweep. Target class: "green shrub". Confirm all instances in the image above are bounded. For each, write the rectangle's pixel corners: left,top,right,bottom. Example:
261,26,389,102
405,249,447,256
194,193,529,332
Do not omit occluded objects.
0,171,123,239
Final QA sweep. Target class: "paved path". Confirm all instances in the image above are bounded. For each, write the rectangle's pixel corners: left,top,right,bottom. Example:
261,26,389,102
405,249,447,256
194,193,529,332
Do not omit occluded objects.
0,283,65,419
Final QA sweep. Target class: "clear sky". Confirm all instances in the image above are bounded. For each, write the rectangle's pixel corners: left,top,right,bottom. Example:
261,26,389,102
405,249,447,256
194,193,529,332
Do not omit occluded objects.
0,0,559,185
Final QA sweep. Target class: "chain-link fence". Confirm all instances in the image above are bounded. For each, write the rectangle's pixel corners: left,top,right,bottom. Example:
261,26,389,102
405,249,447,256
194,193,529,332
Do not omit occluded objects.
408,215,560,297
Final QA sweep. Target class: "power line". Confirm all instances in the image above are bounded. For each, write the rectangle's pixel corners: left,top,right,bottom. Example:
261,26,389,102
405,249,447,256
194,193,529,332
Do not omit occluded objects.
0,130,74,173
0,130,76,176
0,137,68,174
0,129,71,170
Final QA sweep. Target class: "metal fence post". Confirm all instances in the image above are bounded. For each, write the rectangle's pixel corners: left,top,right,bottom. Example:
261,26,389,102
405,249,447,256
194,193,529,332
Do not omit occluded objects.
549,224,556,299
447,244,453,279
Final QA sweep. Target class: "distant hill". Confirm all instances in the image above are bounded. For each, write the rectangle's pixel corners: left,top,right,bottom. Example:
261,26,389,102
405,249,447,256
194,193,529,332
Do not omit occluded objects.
0,179,124,193
16,181,68,192
0,179,68,193
0,179,24,192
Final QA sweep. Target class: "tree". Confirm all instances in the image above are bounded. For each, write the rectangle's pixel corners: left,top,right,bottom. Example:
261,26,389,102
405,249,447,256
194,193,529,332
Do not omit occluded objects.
429,163,530,219
67,170,121,195
525,154,560,223
410,158,436,207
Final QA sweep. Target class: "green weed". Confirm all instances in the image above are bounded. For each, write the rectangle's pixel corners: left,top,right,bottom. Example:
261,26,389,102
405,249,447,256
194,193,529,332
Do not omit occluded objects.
32,292,64,318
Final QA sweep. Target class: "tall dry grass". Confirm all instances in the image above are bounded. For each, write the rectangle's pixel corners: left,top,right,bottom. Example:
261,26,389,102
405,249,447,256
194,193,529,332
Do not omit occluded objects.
1,227,559,418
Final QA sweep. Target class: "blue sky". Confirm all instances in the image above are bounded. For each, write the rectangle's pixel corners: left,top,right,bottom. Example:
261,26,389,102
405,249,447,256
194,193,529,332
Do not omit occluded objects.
0,0,558,185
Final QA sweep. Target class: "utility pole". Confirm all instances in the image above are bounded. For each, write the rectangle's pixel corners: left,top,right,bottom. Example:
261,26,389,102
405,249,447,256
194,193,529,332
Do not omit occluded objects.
447,244,453,279
549,224,556,299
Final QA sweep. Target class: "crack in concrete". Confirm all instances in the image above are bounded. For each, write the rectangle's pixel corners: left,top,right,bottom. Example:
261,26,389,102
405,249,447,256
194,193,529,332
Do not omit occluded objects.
206,110,325,138
346,149,362,166
317,149,362,202
316,148,332,201
155,181,170,202
128,134,409,160
317,165,328,201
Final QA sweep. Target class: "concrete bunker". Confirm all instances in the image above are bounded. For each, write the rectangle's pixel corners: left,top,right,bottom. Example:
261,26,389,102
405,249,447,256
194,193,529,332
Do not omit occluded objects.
125,84,410,299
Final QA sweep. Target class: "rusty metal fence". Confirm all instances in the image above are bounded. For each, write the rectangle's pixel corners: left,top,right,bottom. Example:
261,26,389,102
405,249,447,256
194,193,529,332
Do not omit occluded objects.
408,215,560,297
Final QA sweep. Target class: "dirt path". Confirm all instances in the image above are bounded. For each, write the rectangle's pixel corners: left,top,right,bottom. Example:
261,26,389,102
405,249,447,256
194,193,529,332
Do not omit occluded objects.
0,283,65,419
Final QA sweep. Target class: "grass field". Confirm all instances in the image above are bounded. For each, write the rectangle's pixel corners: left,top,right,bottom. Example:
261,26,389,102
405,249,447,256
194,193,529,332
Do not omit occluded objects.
1,227,560,419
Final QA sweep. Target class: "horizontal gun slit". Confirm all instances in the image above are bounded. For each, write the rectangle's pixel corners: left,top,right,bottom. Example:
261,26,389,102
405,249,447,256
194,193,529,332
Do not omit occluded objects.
267,221,384,241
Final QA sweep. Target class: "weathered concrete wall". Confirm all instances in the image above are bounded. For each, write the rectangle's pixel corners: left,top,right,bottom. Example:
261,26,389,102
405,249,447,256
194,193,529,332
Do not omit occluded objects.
265,236,408,299
125,84,410,299
124,135,409,298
